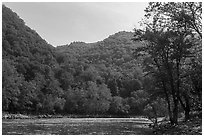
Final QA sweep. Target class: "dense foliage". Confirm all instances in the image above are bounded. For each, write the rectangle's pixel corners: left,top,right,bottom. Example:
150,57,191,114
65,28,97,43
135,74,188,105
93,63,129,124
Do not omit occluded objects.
133,2,202,125
2,2,202,123
2,5,145,115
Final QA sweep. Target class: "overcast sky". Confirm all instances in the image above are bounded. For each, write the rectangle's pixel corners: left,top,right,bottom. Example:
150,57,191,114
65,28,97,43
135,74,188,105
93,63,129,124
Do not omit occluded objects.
3,2,148,46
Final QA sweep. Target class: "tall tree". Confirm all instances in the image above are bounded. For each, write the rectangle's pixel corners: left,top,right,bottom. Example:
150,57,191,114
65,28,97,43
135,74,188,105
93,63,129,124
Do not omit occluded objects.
134,2,201,124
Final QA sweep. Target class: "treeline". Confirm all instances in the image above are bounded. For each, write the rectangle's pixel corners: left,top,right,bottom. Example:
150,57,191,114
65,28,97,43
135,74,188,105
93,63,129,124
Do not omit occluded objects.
2,2,202,125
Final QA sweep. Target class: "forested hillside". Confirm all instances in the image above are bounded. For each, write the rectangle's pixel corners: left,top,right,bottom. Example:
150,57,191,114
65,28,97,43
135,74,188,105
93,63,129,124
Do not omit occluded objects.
2,5,145,115
2,2,202,127
2,5,61,114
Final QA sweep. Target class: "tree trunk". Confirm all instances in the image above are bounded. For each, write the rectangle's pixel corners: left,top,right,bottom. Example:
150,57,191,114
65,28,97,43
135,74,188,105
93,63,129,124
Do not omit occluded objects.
185,107,190,121
178,94,190,121
172,96,179,125
152,105,158,127
162,81,173,123
169,83,178,125
184,96,190,121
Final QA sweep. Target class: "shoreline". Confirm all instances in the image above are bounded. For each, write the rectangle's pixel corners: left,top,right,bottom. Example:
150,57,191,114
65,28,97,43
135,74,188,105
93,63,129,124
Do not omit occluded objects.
2,113,150,120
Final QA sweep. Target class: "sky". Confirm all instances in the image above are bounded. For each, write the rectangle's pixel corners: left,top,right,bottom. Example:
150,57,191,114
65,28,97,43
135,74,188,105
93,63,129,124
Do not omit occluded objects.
3,2,148,47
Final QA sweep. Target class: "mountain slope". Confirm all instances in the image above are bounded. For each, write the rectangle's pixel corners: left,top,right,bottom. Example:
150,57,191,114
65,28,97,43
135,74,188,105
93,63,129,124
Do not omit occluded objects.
2,5,144,115
56,31,142,77
2,5,63,113
2,5,56,64
55,31,144,99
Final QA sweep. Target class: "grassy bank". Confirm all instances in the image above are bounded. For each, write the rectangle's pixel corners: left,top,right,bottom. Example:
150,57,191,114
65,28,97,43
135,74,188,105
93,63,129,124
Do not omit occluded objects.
153,116,202,135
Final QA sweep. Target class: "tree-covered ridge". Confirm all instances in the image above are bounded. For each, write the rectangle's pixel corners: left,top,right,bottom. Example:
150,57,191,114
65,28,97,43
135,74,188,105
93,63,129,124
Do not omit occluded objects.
56,31,144,98
56,31,142,76
2,5,62,113
2,5,145,115
2,5,55,61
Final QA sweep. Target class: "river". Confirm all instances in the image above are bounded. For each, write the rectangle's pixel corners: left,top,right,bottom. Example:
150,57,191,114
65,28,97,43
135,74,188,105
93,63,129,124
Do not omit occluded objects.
2,118,153,135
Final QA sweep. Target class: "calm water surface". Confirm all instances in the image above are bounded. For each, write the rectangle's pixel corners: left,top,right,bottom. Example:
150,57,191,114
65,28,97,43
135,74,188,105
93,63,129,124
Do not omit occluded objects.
2,118,153,135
